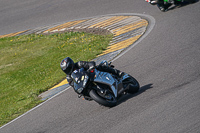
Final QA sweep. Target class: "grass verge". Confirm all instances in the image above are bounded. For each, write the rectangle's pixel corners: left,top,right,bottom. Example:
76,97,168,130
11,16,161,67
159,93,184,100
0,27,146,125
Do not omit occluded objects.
0,32,112,127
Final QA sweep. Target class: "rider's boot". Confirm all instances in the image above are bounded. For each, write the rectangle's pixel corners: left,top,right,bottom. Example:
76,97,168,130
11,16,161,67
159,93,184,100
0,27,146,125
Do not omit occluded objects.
110,68,125,78
97,64,124,78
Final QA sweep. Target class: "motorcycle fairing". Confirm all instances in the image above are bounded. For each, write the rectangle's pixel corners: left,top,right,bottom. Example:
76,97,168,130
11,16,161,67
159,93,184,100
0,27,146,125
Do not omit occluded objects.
93,69,130,97
71,68,88,94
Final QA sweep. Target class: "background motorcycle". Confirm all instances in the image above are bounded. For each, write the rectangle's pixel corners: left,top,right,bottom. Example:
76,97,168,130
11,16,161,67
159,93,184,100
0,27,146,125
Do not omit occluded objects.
145,0,197,12
71,61,140,107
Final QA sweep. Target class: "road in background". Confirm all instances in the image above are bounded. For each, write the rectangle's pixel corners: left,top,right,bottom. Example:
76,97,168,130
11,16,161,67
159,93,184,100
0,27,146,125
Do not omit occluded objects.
0,0,200,133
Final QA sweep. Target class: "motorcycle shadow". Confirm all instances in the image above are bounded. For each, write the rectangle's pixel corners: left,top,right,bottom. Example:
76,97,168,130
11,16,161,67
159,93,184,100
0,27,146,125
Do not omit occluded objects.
117,83,153,105
167,0,199,11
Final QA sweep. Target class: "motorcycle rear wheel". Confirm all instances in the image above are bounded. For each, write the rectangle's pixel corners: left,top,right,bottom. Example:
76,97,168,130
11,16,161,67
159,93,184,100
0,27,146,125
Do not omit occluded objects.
89,89,117,107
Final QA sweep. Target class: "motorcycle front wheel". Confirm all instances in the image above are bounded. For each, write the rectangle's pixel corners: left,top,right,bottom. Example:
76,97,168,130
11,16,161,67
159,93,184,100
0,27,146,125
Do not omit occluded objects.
123,75,140,94
89,89,117,107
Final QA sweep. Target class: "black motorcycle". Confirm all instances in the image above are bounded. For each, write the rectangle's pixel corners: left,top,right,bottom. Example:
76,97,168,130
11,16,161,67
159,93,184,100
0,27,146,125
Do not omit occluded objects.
145,0,196,12
71,61,140,107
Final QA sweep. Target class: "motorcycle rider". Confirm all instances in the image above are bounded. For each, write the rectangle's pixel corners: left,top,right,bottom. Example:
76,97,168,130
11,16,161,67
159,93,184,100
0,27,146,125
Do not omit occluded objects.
60,57,124,87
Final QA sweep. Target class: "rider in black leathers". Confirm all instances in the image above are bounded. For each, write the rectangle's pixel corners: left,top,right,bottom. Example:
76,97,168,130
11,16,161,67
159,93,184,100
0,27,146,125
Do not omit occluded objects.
60,57,124,87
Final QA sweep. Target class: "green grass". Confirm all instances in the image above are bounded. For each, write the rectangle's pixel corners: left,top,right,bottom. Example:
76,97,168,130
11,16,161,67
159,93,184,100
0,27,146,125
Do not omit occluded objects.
0,32,112,127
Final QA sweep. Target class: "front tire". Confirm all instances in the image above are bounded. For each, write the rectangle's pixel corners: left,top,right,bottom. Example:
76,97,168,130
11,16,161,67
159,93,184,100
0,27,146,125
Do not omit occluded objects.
123,75,140,94
89,89,117,107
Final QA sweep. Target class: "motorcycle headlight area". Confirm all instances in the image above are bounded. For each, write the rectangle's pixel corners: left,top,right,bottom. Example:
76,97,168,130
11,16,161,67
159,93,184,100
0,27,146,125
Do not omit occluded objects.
83,75,89,88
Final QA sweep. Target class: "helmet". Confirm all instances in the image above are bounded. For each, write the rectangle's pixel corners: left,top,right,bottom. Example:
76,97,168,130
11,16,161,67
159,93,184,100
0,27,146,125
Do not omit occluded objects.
60,57,74,74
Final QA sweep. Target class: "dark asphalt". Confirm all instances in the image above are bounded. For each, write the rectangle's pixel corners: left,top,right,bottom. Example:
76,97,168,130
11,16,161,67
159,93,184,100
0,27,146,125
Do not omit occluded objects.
0,0,200,133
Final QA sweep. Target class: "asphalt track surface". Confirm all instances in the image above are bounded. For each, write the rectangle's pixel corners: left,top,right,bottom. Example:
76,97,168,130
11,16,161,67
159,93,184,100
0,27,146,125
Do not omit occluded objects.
1,0,200,133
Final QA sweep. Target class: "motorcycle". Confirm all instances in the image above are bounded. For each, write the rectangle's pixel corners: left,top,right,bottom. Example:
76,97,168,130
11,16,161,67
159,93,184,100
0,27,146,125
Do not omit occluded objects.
145,0,196,12
71,61,140,107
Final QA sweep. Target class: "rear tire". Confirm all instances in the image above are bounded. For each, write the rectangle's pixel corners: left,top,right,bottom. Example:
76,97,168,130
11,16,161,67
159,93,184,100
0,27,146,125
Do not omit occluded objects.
89,89,117,107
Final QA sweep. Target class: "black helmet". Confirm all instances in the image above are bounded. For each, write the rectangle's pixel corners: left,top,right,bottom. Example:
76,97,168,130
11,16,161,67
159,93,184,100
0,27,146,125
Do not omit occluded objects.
60,57,74,74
